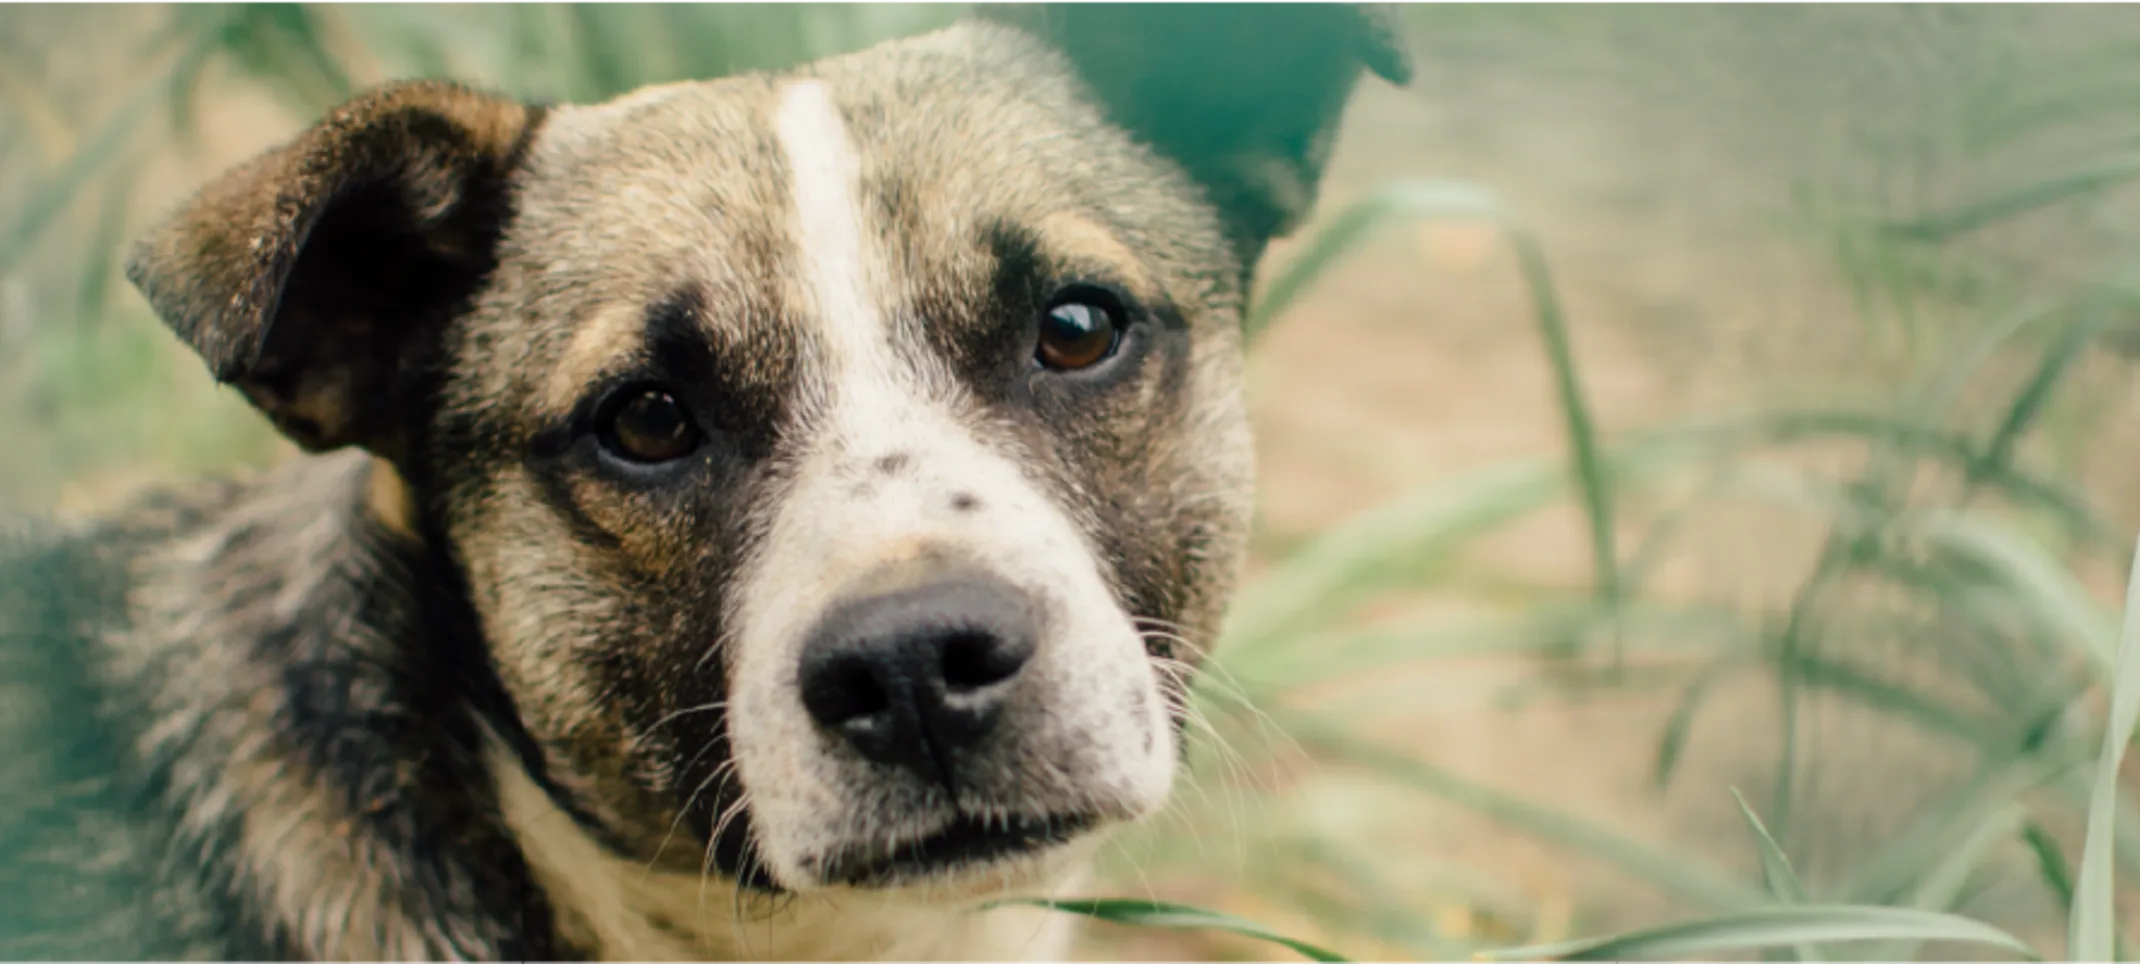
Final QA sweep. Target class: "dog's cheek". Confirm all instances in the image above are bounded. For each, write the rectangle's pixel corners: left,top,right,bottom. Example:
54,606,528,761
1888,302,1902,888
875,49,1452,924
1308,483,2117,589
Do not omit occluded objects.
440,476,697,849
572,476,774,845
1052,320,1238,641
443,370,788,861
1159,337,1258,659
589,587,749,866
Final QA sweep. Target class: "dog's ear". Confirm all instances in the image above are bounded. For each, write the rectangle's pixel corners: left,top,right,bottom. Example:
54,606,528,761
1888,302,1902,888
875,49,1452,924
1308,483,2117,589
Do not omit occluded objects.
126,80,541,457
972,3,1413,250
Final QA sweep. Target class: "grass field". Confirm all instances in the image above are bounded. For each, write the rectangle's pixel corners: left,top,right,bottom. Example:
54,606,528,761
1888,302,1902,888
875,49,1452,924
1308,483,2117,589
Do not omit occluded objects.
6,5,2140,960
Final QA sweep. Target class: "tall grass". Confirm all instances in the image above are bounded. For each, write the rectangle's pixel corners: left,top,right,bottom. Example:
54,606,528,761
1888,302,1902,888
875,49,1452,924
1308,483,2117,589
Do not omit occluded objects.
6,4,2139,961
1109,9,2140,956
1075,168,2140,959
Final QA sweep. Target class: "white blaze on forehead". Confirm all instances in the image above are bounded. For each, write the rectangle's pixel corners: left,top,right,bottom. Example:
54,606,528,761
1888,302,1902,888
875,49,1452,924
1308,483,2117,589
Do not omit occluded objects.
774,79,894,403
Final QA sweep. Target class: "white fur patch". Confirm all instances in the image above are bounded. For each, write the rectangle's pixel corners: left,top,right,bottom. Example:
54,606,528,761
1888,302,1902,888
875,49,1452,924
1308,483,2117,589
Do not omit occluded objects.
775,81,882,388
770,79,944,440
721,80,1178,894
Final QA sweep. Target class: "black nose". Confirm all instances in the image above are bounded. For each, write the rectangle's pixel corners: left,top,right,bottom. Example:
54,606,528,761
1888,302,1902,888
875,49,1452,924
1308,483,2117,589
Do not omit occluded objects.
798,577,1039,785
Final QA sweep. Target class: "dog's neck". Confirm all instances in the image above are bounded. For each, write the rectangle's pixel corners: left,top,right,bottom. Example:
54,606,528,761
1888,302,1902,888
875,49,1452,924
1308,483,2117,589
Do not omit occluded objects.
485,731,1086,961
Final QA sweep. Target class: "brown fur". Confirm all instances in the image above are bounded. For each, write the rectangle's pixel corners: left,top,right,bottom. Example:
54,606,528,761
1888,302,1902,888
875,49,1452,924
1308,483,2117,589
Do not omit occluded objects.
3,6,1409,959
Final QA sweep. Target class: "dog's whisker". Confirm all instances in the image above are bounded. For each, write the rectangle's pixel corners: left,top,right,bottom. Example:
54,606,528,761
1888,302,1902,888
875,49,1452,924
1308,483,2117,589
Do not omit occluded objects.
644,743,738,875
627,701,730,754
646,755,741,877
1147,651,1263,872
1141,629,1303,772
700,793,753,938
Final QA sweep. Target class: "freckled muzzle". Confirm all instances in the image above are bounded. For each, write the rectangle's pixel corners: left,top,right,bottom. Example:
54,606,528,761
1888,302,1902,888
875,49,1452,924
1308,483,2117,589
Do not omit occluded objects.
727,527,1176,891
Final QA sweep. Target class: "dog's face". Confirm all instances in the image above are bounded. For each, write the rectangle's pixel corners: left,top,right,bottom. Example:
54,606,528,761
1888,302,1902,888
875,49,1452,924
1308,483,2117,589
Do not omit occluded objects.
125,7,1410,897
449,55,1253,893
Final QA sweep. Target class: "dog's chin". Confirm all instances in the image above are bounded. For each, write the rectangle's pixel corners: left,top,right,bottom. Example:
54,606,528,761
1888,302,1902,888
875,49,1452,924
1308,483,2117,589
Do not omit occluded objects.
803,812,1101,893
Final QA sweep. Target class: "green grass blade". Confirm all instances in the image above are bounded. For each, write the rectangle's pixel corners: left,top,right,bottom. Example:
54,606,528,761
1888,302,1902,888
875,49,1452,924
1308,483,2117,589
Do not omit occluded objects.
72,172,139,328
1916,805,2028,915
566,4,633,98
1972,306,2121,490
2070,532,2140,962
2050,768,2140,907
1221,415,1740,660
994,898,1350,962
1283,714,1767,911
1733,788,1821,962
1653,659,1734,790
1221,456,1574,658
1733,789,1810,903
1843,762,2066,907
1880,156,2140,243
1477,905,2041,962
1244,179,1620,620
2027,819,2079,914
1911,510,2120,678
2025,818,2137,961
1230,600,1744,696
1245,180,1514,343
1785,648,2014,753
1868,804,2025,962
1225,403,2121,673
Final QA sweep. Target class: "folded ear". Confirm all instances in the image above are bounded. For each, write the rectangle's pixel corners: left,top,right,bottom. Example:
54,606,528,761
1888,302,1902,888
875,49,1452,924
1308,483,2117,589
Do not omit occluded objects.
125,80,542,457
972,3,1412,252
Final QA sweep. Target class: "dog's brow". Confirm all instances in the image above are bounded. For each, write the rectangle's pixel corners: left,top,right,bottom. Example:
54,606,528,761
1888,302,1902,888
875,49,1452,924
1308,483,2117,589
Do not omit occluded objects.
1031,213,1159,297
545,303,647,414
983,216,1162,316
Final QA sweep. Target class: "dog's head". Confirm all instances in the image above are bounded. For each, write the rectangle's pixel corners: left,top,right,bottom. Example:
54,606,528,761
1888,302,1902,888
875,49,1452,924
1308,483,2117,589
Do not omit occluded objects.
126,6,1410,896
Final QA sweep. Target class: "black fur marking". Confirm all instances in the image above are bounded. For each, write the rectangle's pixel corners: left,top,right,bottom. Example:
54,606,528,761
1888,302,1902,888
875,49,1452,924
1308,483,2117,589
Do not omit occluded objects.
520,281,802,559
276,505,563,959
0,463,570,959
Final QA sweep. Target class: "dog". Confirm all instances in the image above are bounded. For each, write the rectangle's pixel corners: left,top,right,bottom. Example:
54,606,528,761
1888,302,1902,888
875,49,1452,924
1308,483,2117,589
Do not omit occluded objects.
0,5,1412,959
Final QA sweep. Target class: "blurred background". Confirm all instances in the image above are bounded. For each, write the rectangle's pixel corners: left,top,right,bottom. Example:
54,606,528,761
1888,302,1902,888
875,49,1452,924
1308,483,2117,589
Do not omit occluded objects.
6,4,2140,960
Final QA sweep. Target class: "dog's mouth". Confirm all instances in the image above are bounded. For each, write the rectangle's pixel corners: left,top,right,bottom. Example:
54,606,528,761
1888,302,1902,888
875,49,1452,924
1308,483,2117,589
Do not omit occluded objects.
818,812,1096,887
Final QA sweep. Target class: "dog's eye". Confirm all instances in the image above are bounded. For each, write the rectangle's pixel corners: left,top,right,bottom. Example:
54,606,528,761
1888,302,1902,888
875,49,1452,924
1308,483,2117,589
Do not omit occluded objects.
1035,289,1125,372
598,388,702,463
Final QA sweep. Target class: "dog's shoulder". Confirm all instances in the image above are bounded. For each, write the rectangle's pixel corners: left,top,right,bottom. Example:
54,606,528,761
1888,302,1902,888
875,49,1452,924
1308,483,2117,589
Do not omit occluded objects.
0,454,553,959
0,442,1068,958
0,480,255,958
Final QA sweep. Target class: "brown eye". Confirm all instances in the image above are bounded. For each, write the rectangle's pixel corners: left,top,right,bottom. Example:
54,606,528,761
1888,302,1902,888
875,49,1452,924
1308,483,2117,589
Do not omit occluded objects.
599,388,702,463
1035,292,1124,371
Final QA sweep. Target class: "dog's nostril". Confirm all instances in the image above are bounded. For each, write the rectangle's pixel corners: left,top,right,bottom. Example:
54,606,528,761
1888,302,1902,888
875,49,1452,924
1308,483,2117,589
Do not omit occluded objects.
805,659,892,727
940,629,1027,692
